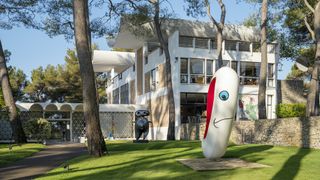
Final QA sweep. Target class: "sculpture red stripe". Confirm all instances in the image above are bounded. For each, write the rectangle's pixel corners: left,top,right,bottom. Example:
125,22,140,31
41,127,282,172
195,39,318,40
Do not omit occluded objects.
204,78,216,139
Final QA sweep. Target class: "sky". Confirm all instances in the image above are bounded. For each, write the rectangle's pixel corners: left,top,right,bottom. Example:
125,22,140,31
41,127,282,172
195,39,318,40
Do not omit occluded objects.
0,0,292,80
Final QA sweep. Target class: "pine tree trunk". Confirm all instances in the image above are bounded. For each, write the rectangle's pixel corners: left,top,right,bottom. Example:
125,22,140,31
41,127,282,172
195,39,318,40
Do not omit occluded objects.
153,0,175,140
306,2,320,117
0,41,26,143
216,28,223,69
73,0,107,156
258,0,268,119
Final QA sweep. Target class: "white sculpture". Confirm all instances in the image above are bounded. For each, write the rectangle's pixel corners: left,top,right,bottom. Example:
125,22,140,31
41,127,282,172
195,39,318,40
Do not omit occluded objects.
202,67,239,159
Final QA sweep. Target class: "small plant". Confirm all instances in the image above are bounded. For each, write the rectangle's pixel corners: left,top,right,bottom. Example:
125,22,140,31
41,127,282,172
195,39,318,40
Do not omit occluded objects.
276,103,306,118
23,118,52,142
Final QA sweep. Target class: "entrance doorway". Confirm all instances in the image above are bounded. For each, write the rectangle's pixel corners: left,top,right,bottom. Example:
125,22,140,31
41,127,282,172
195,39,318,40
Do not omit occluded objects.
49,120,71,141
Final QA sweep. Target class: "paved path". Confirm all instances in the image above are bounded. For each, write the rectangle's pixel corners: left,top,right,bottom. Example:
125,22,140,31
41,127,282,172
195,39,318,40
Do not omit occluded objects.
0,143,86,180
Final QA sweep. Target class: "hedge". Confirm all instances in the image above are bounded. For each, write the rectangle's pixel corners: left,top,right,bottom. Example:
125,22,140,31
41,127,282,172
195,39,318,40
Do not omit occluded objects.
276,103,306,118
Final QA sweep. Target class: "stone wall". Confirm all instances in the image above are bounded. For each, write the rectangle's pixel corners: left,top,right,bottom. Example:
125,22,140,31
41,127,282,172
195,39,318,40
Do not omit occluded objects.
277,80,306,104
181,116,320,149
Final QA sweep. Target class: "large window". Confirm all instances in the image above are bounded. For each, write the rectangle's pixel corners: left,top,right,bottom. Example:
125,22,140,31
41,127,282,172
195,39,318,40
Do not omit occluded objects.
190,58,205,84
206,60,213,84
239,42,250,52
222,60,238,72
267,95,273,119
179,36,193,48
180,58,188,83
210,39,217,50
224,40,237,51
268,63,275,87
240,62,260,85
120,84,129,104
268,44,276,53
180,58,213,84
112,88,119,104
231,61,238,72
253,43,261,52
195,38,209,49
150,68,157,91
180,93,207,124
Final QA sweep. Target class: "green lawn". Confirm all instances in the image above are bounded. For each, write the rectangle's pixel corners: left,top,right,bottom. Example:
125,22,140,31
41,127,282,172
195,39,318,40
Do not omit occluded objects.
0,143,45,167
38,141,320,180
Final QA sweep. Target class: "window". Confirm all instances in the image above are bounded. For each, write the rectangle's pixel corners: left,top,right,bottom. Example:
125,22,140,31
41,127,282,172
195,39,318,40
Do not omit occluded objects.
268,44,276,53
190,58,205,84
118,73,122,80
180,58,188,83
179,36,193,48
145,56,148,64
210,39,217,49
225,40,237,51
206,60,213,84
180,93,207,124
240,62,260,85
239,42,250,52
120,84,129,104
112,88,119,104
195,38,208,49
268,63,274,87
267,95,273,119
133,64,135,72
253,43,261,52
222,60,238,72
222,60,230,67
231,61,238,72
150,68,157,91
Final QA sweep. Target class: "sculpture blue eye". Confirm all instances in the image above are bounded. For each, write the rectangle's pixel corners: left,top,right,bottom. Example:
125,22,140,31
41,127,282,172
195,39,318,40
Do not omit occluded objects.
219,91,229,101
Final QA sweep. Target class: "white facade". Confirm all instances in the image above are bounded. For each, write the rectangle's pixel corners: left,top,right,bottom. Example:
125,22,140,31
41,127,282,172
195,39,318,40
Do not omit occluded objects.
94,20,279,140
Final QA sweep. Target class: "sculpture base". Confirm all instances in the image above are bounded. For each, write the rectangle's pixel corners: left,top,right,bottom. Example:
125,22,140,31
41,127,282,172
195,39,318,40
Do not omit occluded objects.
133,140,149,143
177,158,270,171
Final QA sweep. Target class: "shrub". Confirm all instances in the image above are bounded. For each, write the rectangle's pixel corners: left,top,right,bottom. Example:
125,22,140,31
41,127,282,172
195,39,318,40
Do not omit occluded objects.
276,103,306,118
23,118,51,142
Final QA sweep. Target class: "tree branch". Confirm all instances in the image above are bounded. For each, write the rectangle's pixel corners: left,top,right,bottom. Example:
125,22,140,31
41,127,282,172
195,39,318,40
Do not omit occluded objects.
205,0,219,28
217,0,225,28
304,0,315,13
304,16,316,41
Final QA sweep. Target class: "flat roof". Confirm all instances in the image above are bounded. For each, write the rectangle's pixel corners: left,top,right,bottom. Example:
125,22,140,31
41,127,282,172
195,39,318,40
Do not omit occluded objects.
111,18,261,49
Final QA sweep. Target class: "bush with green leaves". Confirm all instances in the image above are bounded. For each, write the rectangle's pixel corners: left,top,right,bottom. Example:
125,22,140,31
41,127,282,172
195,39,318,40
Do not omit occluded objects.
23,118,51,142
276,103,306,118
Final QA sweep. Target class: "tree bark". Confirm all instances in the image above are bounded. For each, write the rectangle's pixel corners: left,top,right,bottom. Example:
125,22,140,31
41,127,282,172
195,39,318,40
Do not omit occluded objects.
152,0,176,140
258,0,268,119
216,28,223,69
73,0,107,156
0,40,26,143
306,2,320,117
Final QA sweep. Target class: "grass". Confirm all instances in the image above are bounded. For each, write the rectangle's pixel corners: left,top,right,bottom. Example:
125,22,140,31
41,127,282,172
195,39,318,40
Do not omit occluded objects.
0,143,45,167
38,141,320,180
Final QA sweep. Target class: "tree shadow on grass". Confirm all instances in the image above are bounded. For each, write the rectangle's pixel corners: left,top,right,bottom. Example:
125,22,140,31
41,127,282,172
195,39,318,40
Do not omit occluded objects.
272,116,312,180
40,146,200,179
271,148,311,180
224,145,273,158
40,143,275,180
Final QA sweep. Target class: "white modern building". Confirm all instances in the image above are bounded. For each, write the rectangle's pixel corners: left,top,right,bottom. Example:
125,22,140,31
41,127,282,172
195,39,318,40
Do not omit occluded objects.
93,19,279,140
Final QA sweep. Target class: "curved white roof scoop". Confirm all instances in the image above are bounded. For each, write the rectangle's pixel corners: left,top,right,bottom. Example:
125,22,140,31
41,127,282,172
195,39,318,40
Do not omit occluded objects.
92,50,135,73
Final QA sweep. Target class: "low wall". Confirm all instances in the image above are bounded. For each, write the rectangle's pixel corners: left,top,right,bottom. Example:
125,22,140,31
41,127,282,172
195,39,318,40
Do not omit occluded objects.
180,116,320,149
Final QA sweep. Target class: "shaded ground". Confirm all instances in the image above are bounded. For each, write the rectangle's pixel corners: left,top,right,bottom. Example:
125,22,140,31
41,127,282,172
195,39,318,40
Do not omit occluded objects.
37,141,320,180
0,143,86,180
0,143,45,167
